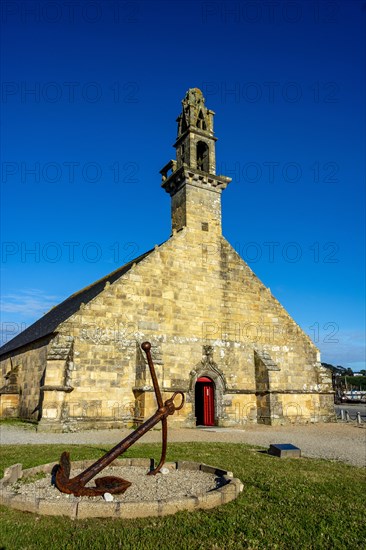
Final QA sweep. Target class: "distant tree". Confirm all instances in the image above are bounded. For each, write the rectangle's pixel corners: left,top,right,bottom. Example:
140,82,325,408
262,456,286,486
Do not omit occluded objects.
321,362,333,370
321,363,345,375
349,376,366,390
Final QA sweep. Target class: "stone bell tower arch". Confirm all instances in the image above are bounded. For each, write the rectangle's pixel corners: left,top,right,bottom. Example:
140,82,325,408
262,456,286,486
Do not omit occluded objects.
160,88,231,237
175,88,217,174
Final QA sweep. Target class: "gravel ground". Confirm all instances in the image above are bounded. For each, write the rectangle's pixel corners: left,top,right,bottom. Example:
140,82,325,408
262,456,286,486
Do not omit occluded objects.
1,423,365,467
10,465,219,503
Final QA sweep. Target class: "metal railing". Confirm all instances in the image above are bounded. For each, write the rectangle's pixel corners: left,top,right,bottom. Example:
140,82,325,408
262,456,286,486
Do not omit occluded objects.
336,409,366,424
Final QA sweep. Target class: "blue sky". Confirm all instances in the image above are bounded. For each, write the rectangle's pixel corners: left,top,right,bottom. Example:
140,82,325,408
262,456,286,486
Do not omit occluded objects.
1,0,365,370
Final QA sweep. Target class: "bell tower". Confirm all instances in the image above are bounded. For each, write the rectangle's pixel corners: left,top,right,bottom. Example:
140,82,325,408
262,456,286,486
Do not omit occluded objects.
175,88,216,174
160,88,231,236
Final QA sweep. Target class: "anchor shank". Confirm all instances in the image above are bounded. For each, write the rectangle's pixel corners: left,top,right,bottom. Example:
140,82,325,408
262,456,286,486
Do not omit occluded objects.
142,343,164,409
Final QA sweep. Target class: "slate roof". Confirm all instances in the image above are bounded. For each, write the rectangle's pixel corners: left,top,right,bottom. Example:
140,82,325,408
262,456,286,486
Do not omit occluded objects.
0,247,155,358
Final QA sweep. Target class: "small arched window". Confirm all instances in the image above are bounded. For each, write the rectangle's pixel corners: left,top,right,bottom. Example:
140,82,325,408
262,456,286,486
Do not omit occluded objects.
196,111,206,130
196,141,209,172
181,114,188,133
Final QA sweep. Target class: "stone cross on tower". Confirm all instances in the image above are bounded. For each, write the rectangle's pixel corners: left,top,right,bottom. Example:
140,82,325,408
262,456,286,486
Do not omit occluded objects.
160,88,231,236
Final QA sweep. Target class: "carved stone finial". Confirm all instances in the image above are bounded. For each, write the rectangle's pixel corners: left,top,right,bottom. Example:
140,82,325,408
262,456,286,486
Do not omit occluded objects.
203,345,213,355
202,345,214,364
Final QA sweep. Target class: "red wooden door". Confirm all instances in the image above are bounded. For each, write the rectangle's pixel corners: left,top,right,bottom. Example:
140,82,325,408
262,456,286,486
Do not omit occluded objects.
203,383,214,426
197,377,215,426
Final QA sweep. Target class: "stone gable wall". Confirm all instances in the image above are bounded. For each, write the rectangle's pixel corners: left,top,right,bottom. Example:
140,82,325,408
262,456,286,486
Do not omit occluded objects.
42,226,334,430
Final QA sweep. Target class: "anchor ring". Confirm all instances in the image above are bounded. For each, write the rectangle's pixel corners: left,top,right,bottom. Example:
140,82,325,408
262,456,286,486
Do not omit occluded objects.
170,391,185,411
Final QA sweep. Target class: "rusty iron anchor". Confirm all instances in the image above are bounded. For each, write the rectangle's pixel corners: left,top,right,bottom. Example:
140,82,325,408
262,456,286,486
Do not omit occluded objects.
55,341,184,496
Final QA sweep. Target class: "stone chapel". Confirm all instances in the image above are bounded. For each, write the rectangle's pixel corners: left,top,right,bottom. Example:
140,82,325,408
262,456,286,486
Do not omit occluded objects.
0,88,335,431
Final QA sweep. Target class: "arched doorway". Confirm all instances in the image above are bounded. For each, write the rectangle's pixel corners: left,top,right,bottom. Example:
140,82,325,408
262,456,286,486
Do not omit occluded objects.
195,376,215,426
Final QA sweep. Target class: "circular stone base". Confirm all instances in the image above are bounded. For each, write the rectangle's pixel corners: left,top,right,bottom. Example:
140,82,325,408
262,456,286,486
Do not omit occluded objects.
0,459,243,518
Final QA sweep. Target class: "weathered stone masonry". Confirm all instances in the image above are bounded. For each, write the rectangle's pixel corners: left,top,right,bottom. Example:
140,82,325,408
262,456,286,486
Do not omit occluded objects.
0,88,335,431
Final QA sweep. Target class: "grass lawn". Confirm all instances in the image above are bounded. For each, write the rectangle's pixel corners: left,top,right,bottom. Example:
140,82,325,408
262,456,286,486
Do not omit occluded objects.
0,442,365,549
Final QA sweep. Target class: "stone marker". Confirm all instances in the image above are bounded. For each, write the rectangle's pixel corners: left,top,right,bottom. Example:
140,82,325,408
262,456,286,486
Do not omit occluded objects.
268,444,301,458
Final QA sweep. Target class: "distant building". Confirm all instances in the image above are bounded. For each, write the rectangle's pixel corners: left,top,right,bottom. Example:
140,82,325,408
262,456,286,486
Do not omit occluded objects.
0,89,335,431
